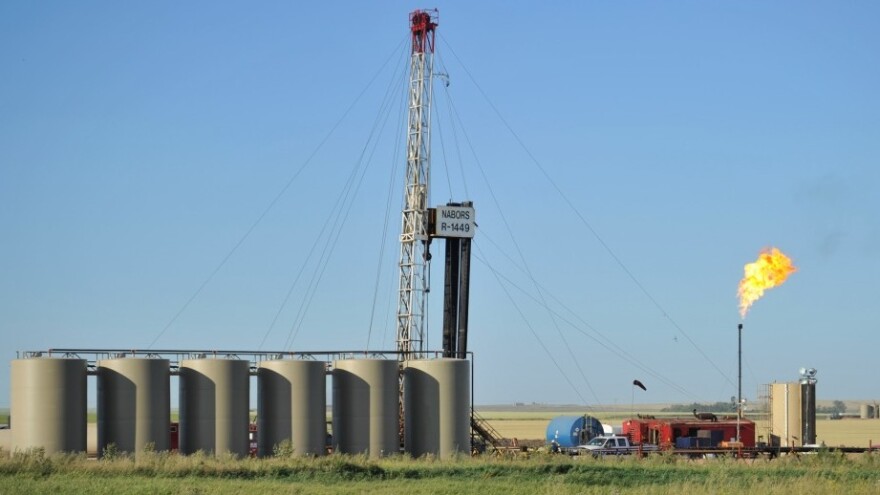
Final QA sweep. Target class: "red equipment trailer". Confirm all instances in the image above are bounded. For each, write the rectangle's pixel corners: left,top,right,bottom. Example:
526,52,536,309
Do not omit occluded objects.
622,417,756,449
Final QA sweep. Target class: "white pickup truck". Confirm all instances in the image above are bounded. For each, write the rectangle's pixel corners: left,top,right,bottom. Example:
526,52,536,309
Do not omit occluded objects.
570,435,658,457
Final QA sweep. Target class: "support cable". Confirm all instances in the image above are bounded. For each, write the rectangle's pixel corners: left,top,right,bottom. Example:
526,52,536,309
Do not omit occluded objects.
440,35,735,390
473,237,698,400
434,87,455,201
436,53,470,199
284,52,408,350
148,36,408,350
477,241,590,407
441,80,601,407
366,75,409,350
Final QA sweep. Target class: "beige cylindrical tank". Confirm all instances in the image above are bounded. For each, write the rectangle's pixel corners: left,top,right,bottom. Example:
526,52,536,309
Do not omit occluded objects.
332,359,398,457
770,382,801,447
97,358,170,456
179,358,249,457
257,359,326,457
404,359,470,458
88,423,97,456
11,357,87,454
860,404,874,419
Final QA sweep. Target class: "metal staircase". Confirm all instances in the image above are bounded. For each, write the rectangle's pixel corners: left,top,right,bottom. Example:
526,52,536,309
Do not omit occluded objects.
471,411,506,452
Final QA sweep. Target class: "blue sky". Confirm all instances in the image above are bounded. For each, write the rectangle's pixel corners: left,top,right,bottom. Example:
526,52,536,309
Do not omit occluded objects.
1,2,878,409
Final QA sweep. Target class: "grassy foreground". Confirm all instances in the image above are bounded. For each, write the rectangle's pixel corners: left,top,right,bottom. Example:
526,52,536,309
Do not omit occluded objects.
3,450,880,495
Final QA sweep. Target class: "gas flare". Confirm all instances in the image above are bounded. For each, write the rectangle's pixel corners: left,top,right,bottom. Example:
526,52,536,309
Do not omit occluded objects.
737,247,797,319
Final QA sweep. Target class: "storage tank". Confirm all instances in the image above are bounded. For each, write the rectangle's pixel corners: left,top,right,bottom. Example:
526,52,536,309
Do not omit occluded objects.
545,415,604,449
11,357,87,454
332,359,398,457
97,358,170,456
257,359,326,457
403,358,470,458
770,382,801,447
801,380,817,444
179,358,249,457
860,404,874,419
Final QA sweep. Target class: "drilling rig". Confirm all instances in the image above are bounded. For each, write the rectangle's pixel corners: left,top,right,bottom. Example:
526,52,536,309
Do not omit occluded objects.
394,9,476,447
396,9,438,360
396,10,476,362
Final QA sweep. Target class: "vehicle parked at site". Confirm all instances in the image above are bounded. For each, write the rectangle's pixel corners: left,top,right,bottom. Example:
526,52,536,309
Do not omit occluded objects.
570,435,659,457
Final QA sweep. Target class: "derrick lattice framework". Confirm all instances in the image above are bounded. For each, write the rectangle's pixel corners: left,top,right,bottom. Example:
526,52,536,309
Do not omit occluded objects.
397,9,437,360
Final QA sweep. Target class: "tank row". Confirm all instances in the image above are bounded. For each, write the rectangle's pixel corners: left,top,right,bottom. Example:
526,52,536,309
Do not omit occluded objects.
9,356,470,459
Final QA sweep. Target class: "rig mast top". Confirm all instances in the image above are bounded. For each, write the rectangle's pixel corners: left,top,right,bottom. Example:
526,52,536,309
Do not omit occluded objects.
409,9,437,54
397,9,438,360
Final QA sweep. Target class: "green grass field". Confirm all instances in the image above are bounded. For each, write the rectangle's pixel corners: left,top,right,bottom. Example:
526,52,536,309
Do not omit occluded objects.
2,449,880,494
5,407,880,493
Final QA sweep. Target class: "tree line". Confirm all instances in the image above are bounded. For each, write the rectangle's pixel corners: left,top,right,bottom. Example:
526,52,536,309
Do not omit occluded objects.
662,400,847,415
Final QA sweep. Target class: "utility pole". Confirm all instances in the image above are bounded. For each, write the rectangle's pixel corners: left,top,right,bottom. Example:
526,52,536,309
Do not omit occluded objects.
737,323,743,444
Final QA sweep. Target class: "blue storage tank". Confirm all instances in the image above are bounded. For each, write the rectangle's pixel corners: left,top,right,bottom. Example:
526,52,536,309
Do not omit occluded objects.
546,415,603,448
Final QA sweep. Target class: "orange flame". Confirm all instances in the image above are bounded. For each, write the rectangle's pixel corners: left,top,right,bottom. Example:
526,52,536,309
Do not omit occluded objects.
737,247,797,319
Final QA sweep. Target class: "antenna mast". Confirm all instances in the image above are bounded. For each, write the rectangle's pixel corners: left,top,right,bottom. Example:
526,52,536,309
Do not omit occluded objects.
397,9,437,360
